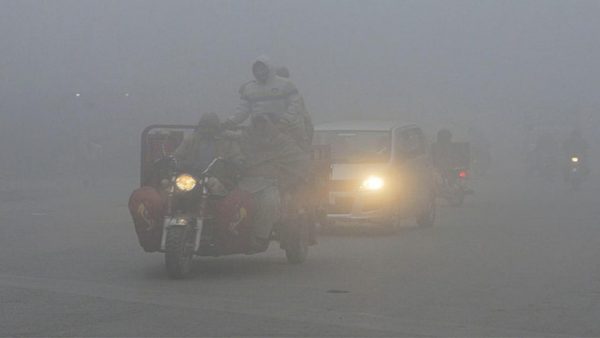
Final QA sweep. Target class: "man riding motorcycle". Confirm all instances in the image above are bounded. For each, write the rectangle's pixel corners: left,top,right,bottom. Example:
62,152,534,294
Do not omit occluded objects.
431,129,472,205
172,112,297,250
174,112,244,194
174,113,244,168
127,60,322,278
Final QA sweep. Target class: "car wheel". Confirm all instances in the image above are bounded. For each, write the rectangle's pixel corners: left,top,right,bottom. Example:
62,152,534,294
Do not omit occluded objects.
284,215,309,264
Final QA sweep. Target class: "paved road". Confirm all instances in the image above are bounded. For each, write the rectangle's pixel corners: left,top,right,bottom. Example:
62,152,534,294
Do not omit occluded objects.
2,172,600,337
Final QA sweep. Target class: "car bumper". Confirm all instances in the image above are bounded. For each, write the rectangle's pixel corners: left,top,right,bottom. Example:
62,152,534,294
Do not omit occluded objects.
324,191,392,225
326,212,388,225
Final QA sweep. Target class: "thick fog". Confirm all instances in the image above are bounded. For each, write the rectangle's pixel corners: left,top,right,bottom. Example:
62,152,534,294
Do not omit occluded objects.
4,2,600,336
1,0,599,179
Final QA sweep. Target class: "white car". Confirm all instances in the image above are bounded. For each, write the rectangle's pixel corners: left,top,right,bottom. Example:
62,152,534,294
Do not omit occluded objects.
314,120,436,229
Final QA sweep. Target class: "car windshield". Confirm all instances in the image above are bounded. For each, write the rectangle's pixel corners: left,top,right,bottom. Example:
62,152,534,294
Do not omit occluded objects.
314,130,391,163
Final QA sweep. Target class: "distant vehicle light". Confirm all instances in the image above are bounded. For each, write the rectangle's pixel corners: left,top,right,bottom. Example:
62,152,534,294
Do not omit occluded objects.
458,170,468,178
571,157,579,163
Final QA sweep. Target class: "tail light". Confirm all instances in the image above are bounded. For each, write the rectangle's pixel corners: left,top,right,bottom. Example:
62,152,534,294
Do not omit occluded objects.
458,170,468,178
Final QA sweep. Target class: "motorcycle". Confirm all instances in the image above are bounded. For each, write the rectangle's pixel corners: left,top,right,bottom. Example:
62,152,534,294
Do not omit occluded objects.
564,154,587,191
436,167,473,206
129,125,328,279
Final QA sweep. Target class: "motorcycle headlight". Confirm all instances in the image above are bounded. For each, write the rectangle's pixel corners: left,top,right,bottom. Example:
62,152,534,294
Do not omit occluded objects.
571,157,579,163
361,175,385,191
175,174,197,192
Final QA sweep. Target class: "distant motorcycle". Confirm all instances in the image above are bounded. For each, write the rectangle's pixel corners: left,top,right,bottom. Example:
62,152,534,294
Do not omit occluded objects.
564,154,588,191
436,167,473,206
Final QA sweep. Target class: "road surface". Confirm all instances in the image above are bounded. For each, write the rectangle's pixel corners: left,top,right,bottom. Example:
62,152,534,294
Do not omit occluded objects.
2,171,600,336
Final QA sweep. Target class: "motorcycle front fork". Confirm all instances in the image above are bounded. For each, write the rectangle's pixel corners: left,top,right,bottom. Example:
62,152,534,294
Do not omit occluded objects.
159,216,204,253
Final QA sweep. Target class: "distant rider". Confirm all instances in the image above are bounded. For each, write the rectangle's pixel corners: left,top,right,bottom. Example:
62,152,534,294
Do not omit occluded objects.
431,129,455,178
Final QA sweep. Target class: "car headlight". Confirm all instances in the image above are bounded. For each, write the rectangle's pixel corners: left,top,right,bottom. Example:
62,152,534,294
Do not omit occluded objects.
571,157,579,163
361,175,384,191
175,174,197,191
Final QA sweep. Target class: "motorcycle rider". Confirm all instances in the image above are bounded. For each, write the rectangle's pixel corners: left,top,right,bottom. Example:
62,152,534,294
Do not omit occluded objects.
174,112,244,194
431,128,473,204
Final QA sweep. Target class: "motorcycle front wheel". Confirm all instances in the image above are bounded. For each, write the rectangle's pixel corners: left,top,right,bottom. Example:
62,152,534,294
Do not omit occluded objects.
164,226,195,279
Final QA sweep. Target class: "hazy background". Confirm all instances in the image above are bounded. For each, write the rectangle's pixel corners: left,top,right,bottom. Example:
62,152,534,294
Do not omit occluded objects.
1,0,599,180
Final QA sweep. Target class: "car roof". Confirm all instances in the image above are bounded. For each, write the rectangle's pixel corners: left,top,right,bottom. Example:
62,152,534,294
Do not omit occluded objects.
314,120,417,132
